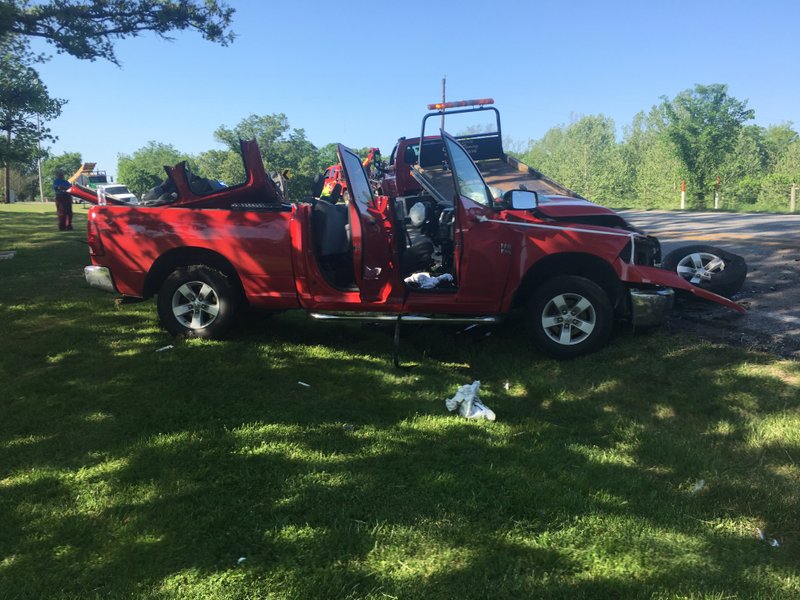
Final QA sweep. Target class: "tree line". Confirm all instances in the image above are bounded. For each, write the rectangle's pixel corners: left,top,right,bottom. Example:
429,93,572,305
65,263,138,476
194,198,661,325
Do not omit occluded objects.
520,84,799,212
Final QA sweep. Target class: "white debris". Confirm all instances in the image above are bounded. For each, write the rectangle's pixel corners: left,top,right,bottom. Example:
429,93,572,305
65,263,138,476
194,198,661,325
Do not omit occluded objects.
769,538,780,548
690,479,705,494
0,250,16,260
403,272,454,289
297,381,311,387
155,345,174,352
445,380,496,421
756,528,766,541
237,557,247,565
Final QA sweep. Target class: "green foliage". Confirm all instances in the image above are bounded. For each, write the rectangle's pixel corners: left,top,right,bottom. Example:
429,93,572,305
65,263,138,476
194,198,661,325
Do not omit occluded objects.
193,148,245,186
117,141,188,196
41,150,81,184
522,115,626,204
3,0,235,65
214,114,321,200
0,35,65,202
523,85,797,213
658,84,754,207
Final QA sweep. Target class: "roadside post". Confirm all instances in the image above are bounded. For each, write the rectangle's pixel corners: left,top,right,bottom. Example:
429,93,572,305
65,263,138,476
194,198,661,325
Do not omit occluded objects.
714,176,720,210
791,183,797,213
680,180,686,210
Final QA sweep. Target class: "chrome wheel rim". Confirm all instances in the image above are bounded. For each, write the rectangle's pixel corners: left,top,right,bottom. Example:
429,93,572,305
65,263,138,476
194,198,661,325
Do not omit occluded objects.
171,280,220,329
676,252,725,285
541,293,596,346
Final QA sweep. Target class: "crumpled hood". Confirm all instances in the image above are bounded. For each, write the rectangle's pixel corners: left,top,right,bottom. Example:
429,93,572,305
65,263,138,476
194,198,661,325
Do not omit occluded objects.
534,195,629,223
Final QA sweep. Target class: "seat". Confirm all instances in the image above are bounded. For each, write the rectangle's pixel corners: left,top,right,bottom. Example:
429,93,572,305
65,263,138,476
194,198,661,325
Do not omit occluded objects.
400,234,434,274
312,199,349,256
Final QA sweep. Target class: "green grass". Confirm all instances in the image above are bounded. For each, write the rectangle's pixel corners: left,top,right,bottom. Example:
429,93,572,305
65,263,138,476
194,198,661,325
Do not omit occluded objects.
1,202,799,599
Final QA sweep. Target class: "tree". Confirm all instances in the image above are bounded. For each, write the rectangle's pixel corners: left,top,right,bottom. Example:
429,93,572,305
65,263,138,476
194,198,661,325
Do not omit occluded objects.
214,114,320,199
622,111,685,208
522,115,626,204
0,37,65,202
42,150,82,185
658,84,754,207
193,148,244,186
2,0,234,65
117,141,187,196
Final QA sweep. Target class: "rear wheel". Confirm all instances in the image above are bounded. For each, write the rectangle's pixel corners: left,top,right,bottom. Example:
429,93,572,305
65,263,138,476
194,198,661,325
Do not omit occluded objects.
527,276,613,359
157,265,238,338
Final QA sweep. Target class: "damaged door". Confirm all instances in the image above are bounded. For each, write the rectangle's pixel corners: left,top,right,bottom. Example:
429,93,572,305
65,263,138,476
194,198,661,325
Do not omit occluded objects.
440,131,515,308
337,144,395,303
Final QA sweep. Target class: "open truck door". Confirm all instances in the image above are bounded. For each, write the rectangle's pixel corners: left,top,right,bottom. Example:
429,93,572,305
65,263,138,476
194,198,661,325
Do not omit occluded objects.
439,130,515,308
337,144,395,303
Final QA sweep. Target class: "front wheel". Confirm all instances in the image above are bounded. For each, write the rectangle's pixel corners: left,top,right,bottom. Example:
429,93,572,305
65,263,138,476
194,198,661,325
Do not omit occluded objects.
527,276,614,359
157,265,238,338
661,244,747,299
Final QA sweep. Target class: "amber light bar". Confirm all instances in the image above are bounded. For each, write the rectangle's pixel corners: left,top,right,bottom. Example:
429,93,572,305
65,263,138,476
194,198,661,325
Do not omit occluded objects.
427,98,495,110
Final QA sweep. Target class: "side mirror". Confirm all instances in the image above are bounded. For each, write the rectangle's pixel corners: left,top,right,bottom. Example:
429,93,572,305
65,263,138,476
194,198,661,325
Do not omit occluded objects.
503,189,538,210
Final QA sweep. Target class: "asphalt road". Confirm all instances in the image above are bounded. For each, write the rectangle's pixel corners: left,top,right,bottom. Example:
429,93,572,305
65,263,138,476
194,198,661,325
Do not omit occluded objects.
619,210,800,358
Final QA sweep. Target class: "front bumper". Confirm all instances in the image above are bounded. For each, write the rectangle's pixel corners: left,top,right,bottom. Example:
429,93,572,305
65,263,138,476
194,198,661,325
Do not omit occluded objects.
84,266,117,293
629,288,674,326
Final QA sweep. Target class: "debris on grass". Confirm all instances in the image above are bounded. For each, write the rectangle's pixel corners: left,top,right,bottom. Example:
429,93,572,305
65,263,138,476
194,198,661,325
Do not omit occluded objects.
0,250,16,260
756,528,781,548
237,557,247,565
690,479,705,494
297,381,311,387
155,344,174,352
445,380,496,421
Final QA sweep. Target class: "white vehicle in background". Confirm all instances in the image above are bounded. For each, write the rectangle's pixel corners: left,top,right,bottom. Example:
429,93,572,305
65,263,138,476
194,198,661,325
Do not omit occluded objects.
95,183,138,205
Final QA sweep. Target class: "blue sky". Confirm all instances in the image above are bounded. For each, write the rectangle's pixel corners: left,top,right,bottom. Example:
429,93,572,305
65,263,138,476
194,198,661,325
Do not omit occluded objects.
30,0,800,179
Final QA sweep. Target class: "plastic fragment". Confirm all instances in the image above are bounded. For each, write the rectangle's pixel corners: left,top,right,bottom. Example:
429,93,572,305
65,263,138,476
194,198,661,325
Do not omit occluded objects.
297,381,311,387
690,479,705,494
756,528,766,540
769,538,780,548
445,380,496,421
237,557,247,564
155,345,174,352
504,381,510,391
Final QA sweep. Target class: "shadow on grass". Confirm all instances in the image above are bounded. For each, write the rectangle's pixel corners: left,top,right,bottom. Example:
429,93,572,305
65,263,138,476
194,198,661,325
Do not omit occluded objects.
1,208,798,598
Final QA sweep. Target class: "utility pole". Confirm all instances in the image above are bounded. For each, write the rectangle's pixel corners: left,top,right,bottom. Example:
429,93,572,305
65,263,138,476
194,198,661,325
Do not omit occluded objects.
37,115,45,202
441,76,446,130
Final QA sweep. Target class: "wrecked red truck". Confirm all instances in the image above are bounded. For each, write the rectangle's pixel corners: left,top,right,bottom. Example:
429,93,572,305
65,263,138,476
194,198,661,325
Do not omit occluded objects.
80,100,743,359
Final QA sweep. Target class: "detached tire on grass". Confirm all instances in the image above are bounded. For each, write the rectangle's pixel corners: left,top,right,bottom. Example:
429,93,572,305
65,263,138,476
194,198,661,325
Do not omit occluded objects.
157,265,239,338
527,275,614,359
662,244,747,299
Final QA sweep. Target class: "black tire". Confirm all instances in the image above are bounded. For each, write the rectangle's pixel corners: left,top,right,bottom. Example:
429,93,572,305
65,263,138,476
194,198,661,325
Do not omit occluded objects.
527,276,614,359
662,244,747,298
157,265,238,338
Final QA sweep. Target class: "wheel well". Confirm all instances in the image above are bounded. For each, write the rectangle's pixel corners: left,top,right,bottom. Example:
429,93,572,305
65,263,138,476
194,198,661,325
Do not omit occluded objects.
143,247,245,301
513,253,625,311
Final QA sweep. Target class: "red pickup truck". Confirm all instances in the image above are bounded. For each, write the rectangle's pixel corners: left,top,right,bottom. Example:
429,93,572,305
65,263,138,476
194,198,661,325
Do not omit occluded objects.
80,109,742,359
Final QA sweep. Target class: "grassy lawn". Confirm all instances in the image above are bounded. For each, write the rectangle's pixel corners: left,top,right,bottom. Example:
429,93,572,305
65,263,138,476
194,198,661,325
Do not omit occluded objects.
1,202,798,599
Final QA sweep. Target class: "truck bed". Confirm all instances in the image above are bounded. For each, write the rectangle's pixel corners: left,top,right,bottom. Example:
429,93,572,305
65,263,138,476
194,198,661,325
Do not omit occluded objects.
415,156,583,204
